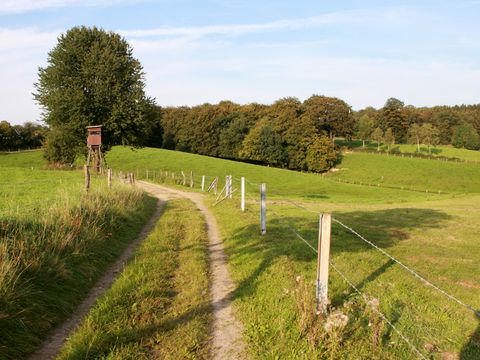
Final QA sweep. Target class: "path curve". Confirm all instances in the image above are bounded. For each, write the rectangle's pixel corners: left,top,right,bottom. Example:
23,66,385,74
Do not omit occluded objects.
30,199,166,360
137,181,246,360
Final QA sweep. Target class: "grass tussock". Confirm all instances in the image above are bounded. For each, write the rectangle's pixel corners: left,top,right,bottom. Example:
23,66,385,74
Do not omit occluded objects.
0,183,156,360
57,199,212,359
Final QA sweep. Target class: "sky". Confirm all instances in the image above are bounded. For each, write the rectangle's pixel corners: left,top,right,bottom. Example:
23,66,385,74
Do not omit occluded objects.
1,0,480,125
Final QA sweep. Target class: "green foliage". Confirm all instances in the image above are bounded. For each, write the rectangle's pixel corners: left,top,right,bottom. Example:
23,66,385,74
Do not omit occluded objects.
218,113,251,158
34,26,155,164
371,127,384,150
451,123,480,150
303,95,355,139
380,98,409,142
305,136,338,172
240,122,287,166
419,123,440,153
357,114,374,147
42,126,81,165
383,128,395,150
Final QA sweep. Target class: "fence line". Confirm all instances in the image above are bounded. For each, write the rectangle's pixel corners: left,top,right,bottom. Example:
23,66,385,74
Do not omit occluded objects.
243,191,427,359
128,167,480,319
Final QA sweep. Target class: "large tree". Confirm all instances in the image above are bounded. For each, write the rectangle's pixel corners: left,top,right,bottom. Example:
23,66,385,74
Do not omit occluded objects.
379,98,409,142
34,26,156,164
302,95,355,140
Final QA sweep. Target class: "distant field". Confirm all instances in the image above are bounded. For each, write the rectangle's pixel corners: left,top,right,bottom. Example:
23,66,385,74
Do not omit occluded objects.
106,146,480,359
329,152,480,194
106,146,457,203
337,139,480,162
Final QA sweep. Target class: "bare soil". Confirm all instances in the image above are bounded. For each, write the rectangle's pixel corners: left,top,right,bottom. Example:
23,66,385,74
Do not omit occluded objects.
137,181,247,360
30,181,246,359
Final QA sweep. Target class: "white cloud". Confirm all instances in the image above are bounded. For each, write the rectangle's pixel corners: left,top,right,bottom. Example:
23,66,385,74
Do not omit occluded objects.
0,0,139,14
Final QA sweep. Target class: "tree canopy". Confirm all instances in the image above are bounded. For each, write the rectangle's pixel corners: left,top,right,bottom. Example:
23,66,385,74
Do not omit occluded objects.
34,26,156,164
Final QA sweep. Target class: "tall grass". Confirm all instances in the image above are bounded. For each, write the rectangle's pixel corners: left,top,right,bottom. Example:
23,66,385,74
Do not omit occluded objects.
57,199,212,359
0,182,156,359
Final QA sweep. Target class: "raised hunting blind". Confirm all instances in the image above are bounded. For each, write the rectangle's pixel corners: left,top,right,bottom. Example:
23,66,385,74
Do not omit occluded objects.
86,125,103,172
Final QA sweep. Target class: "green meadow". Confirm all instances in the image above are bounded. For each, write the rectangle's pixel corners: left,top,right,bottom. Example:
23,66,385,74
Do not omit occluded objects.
2,146,479,359
105,146,480,359
0,151,156,359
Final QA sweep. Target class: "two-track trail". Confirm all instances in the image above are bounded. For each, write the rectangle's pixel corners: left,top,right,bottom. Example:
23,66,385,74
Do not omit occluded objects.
137,181,246,360
30,181,246,360
30,199,166,360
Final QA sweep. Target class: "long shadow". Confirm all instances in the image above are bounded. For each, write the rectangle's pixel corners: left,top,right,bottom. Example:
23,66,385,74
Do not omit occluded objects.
224,207,452,304
461,322,480,360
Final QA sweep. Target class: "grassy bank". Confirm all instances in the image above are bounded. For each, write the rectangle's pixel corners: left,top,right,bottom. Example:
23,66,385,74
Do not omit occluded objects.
57,199,212,359
0,165,156,359
105,146,479,359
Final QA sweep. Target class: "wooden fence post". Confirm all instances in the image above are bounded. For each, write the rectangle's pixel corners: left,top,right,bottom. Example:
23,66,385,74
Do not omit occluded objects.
229,175,233,199
181,171,186,186
260,183,266,235
190,171,194,188
241,177,245,211
107,168,112,189
146,168,149,180
201,176,205,191
316,213,331,315
84,165,90,192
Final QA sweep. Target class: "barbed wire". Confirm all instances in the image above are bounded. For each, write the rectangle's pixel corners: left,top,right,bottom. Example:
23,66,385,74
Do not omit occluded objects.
244,189,427,359
332,218,480,318
329,261,428,360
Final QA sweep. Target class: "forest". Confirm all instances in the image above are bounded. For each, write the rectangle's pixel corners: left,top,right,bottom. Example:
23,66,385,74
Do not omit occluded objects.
3,96,480,172
153,96,480,172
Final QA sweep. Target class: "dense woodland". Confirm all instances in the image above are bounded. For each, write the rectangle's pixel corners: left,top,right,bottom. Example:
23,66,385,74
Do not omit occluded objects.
149,96,480,172
0,121,47,151
3,96,480,171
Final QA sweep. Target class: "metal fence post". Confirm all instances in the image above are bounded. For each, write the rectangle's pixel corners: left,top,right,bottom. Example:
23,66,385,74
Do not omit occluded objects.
241,177,245,211
260,183,266,235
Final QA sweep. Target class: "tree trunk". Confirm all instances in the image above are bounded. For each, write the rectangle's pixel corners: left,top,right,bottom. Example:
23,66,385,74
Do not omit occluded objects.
362,139,365,148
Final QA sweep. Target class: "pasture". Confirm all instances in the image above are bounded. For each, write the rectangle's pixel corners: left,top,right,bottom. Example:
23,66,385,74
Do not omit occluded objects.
0,151,156,359
1,147,479,359
106,146,480,359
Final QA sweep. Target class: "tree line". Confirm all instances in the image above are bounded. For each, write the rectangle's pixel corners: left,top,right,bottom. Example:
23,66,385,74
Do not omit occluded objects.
158,96,353,172
30,26,480,171
356,98,480,151
0,121,48,151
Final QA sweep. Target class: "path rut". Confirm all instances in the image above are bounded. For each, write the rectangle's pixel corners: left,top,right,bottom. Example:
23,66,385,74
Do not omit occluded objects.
137,181,246,360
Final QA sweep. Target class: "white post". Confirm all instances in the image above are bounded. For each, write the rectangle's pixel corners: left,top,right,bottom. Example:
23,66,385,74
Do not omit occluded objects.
201,175,205,191
260,183,266,235
229,175,233,199
241,177,245,211
107,168,112,189
316,213,331,315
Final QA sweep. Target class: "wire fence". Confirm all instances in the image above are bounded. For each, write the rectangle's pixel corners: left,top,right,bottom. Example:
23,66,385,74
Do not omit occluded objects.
19,165,472,359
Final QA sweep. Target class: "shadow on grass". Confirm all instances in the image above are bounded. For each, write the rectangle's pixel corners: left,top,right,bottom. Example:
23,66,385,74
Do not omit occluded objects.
224,207,452,304
461,322,480,360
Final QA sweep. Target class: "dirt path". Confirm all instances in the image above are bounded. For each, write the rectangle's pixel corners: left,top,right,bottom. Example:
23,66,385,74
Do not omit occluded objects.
30,199,166,360
137,181,246,360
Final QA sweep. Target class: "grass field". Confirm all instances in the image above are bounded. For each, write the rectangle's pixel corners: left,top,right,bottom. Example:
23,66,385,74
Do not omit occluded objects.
105,146,480,359
57,199,212,359
337,139,480,162
0,153,156,359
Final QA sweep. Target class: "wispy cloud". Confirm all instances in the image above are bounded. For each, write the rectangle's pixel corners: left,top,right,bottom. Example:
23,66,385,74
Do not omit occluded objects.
0,0,140,14
122,8,412,38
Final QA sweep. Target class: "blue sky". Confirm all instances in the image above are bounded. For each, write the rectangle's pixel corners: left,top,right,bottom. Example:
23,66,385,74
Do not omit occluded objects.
1,0,480,124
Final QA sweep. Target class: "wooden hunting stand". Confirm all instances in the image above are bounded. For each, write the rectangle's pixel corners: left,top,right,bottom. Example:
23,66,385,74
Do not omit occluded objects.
86,125,103,172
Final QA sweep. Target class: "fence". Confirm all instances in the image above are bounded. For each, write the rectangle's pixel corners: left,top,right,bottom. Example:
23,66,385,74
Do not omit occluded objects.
127,166,478,359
